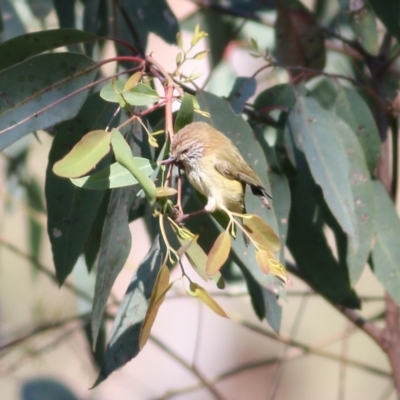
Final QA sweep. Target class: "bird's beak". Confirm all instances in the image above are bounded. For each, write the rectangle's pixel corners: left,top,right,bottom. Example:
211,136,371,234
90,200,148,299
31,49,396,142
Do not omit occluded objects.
160,155,176,165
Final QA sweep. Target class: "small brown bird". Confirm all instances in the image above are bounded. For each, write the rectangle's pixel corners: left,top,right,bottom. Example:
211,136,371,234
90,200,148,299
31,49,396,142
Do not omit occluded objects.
164,122,271,218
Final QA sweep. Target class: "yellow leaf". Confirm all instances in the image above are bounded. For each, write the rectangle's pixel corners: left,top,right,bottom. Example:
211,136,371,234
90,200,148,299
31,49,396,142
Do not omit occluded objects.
206,230,231,276
123,71,142,91
156,186,178,197
255,248,270,274
189,282,228,318
243,214,281,252
176,52,183,66
139,266,172,350
148,135,159,148
193,50,209,60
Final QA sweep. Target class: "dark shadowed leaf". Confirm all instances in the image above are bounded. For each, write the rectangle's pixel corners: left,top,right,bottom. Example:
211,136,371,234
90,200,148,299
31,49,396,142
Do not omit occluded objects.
21,378,79,400
91,185,137,346
288,95,357,238
93,236,163,386
254,83,296,112
206,230,231,276
228,77,257,114
368,0,400,44
45,94,117,284
371,181,400,305
0,29,98,71
53,130,111,178
53,0,76,28
0,53,96,151
275,0,326,78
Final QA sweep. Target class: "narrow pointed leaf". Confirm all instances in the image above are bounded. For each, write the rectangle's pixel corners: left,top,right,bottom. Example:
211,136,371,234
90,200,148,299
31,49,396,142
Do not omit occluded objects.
91,186,135,346
189,282,228,318
93,237,163,387
53,130,111,178
174,94,194,133
139,266,172,350
206,230,231,276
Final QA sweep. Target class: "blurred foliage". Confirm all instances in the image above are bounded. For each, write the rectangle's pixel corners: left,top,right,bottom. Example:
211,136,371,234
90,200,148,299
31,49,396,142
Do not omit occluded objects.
1,0,400,395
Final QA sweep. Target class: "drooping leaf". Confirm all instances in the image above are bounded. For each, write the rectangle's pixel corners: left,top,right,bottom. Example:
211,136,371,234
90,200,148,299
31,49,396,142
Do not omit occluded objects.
334,87,380,173
91,185,136,346
335,117,375,284
0,53,97,151
20,378,80,400
0,29,98,71
243,214,281,252
45,94,117,284
53,130,111,178
111,129,156,203
275,0,326,78
139,265,172,350
93,236,163,386
189,282,228,318
286,170,360,308
53,0,76,28
71,159,154,190
288,95,357,239
371,181,400,305
206,230,231,276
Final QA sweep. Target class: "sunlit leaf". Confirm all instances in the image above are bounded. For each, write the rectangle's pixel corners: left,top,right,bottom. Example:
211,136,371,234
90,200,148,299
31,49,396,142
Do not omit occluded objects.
124,72,142,91
155,187,178,197
189,282,228,318
53,130,111,178
206,230,231,276
139,266,172,349
71,160,154,190
111,129,156,203
243,214,281,252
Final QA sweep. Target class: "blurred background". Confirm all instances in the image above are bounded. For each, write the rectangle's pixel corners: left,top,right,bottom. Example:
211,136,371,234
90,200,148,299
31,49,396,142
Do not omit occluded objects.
0,0,397,399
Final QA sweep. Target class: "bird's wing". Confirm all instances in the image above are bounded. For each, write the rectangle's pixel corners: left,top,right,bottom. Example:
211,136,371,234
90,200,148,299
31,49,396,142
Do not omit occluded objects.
214,156,265,189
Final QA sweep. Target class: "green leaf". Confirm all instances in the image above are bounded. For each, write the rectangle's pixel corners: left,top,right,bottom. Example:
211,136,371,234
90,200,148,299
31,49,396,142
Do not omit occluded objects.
254,83,296,112
206,230,231,276
228,77,257,114
288,95,357,238
93,237,163,387
0,53,96,152
334,87,380,172
0,29,98,71
100,81,160,106
286,171,360,308
71,159,154,190
174,94,194,133
111,129,156,204
371,181,400,304
45,94,117,284
335,117,375,284
53,0,76,28
349,1,379,55
91,185,136,346
53,130,111,178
